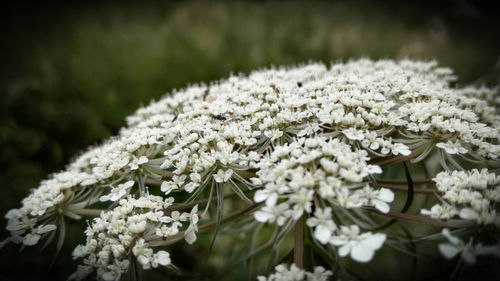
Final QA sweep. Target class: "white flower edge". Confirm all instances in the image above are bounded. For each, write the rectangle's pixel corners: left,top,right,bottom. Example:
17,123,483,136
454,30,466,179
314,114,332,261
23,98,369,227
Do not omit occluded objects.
100,180,135,202
436,141,467,155
329,225,386,263
257,263,332,281
439,228,500,264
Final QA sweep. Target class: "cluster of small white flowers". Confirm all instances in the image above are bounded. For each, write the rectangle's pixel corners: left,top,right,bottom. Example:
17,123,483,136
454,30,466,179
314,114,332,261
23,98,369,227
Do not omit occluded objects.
421,169,500,224
253,137,389,214
257,264,332,281
70,194,198,281
252,137,391,262
2,59,499,279
455,86,500,128
2,170,101,248
158,115,261,194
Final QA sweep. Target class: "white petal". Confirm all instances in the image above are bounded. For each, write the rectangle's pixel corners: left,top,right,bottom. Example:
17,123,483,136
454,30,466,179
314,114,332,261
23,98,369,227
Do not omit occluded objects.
378,188,394,203
292,209,304,220
184,182,196,193
306,217,319,227
102,272,117,281
351,245,375,263
329,236,347,246
160,181,174,194
254,211,272,222
367,165,382,174
439,243,460,259
342,129,364,140
459,208,478,220
254,190,268,203
359,233,386,250
374,200,390,213
276,216,287,226
73,245,87,259
436,142,456,154
400,148,411,156
224,169,233,181
394,143,411,156
184,229,197,244
191,204,199,215
23,234,41,246
37,224,57,234
314,225,332,245
442,228,460,245
5,209,19,219
265,193,278,207
420,209,431,215
155,250,171,266
122,180,135,189
338,244,351,257
138,156,149,164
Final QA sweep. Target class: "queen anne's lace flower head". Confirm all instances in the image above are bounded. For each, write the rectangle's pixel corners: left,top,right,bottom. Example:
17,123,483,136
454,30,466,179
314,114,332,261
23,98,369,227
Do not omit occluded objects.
2,59,499,280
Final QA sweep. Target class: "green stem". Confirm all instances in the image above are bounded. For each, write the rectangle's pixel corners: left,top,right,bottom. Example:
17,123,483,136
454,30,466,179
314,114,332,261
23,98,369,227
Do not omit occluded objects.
294,217,304,269
71,208,103,216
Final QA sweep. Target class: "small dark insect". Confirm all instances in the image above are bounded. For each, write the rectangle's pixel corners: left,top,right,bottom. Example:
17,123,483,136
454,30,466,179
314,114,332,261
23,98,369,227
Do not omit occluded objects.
202,89,210,100
172,114,178,122
270,84,279,93
213,114,227,121
297,82,303,87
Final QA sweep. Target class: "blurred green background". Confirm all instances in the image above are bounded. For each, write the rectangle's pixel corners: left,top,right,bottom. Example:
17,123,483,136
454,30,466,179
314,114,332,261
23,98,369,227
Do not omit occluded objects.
0,0,499,280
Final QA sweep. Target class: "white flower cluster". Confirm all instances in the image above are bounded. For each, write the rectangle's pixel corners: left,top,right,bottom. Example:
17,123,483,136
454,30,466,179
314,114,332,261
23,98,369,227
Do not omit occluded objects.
3,170,103,248
421,169,500,224
70,194,198,281
252,136,391,262
157,114,261,195
257,264,332,281
2,59,499,279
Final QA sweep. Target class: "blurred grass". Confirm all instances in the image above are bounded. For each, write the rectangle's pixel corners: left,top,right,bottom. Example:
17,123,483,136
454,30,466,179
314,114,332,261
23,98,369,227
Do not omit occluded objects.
0,0,499,280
